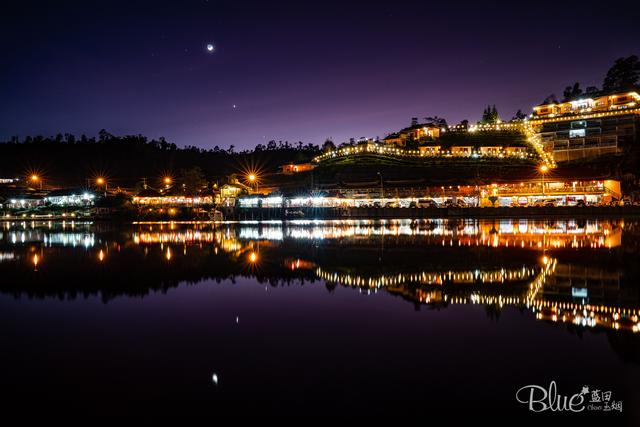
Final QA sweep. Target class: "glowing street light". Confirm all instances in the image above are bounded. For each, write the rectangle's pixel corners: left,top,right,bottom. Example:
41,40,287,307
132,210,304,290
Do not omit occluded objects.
30,174,42,190
95,177,108,195
163,176,172,190
247,173,258,193
539,165,549,195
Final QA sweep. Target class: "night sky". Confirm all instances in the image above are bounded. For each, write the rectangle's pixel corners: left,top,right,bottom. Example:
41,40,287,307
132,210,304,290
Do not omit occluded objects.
1,0,638,150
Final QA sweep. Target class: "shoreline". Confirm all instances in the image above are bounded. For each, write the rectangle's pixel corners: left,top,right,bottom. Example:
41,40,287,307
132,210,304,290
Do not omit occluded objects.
5,206,639,222
235,205,640,220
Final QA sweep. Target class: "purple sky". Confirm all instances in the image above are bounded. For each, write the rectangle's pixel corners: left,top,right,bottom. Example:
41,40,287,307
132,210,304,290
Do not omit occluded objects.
1,0,639,150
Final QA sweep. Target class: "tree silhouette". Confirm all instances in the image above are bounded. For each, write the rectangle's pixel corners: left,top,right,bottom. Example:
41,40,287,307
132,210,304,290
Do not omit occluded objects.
603,55,640,93
512,109,527,121
562,82,583,101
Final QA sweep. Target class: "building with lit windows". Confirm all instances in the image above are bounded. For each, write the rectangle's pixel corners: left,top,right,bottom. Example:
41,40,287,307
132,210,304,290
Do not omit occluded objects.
44,189,96,206
132,186,213,206
529,91,640,162
383,118,442,147
281,162,315,174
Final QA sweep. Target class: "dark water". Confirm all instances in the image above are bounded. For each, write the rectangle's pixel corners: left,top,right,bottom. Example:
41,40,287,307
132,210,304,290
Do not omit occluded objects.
1,218,639,420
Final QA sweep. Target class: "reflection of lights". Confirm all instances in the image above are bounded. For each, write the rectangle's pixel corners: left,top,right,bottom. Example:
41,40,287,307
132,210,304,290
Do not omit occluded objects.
316,266,539,289
98,249,105,262
231,219,622,249
248,251,258,263
318,255,638,334
133,231,215,244
0,252,16,262
32,254,39,269
165,247,172,261
212,373,219,385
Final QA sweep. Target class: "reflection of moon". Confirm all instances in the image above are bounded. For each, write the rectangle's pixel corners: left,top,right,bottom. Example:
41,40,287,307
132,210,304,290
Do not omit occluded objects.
206,43,214,52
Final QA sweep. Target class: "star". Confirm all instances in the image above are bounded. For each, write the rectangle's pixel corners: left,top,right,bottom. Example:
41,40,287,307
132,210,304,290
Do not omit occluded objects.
206,43,215,52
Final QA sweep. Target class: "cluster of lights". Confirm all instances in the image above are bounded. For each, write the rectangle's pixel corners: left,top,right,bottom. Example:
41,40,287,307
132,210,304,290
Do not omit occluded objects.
467,122,524,132
312,142,536,163
523,122,556,168
316,266,538,289
531,92,640,121
529,107,640,125
237,177,616,210
222,219,622,249
132,195,213,205
316,255,639,334
133,230,216,244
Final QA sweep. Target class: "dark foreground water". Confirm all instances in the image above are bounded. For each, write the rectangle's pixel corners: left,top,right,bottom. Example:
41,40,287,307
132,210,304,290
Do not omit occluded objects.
1,218,639,420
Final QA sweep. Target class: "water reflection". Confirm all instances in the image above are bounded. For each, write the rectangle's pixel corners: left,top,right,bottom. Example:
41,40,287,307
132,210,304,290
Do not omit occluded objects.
0,219,638,339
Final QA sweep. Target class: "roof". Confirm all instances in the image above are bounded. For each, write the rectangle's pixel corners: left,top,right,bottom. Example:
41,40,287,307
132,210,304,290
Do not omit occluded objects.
402,123,441,131
536,89,640,107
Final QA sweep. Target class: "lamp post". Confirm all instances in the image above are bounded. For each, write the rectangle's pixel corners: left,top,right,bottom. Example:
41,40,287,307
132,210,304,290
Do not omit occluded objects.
540,165,548,196
96,177,107,196
164,176,172,189
30,174,42,190
248,173,258,194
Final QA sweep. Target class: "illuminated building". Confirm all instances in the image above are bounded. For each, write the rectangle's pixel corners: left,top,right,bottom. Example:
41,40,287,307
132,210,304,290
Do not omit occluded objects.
2,194,44,209
313,140,535,163
529,91,640,162
237,179,621,209
219,182,250,205
532,92,640,118
132,186,213,206
281,163,315,174
44,189,96,206
383,118,442,147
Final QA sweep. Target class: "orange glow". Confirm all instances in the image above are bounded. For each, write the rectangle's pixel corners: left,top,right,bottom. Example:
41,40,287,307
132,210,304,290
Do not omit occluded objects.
96,177,105,185
30,174,39,182
539,165,549,173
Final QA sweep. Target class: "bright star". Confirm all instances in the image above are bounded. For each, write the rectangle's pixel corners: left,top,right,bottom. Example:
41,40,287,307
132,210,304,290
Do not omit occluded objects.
206,43,214,52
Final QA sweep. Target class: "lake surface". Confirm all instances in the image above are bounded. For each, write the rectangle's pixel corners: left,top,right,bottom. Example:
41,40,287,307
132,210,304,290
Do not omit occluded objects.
1,218,639,420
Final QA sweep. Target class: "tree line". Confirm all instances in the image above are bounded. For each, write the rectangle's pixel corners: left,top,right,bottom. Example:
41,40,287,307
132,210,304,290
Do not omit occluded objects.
543,55,640,104
480,55,640,123
0,131,322,188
